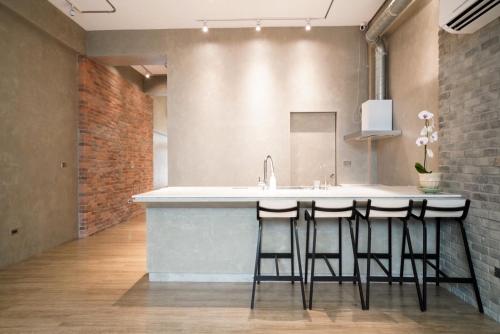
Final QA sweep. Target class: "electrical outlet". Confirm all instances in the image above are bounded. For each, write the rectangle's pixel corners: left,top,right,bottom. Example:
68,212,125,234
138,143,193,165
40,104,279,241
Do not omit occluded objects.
343,160,352,167
495,267,500,279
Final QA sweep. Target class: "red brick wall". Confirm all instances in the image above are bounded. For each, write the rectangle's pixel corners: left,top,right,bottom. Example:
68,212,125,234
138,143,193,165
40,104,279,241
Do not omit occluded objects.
78,57,153,237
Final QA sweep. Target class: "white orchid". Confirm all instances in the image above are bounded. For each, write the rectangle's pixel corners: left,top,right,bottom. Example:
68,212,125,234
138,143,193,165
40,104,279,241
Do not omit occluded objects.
418,110,434,120
415,110,437,174
416,137,429,146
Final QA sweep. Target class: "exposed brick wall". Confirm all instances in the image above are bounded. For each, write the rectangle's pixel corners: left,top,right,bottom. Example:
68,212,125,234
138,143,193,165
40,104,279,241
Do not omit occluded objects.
78,57,153,237
439,19,500,321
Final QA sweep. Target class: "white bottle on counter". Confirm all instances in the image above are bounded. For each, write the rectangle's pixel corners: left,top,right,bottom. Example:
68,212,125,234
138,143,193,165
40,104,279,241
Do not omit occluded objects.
269,173,277,190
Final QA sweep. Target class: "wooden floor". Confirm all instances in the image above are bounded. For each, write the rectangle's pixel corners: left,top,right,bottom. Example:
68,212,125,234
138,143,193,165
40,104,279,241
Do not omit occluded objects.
0,215,498,333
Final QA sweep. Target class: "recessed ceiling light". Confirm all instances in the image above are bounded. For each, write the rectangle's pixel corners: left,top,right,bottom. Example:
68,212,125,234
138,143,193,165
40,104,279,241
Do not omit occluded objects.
255,20,261,32
305,19,311,31
202,21,209,33
145,73,151,79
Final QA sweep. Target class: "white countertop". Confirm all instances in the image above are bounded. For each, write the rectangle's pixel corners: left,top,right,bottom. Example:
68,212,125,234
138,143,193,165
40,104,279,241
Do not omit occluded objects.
133,185,461,203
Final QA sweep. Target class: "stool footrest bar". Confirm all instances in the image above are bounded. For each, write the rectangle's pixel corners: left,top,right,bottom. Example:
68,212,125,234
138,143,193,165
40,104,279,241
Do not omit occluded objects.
356,252,390,259
260,253,292,259
256,275,303,282
306,252,340,259
402,253,437,260
425,277,474,283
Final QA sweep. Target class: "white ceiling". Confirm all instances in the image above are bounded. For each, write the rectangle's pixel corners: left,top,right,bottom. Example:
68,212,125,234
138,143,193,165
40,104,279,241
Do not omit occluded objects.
131,65,167,76
48,0,384,31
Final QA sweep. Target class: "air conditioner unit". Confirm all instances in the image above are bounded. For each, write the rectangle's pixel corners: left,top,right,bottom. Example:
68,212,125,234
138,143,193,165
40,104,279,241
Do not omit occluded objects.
439,0,500,34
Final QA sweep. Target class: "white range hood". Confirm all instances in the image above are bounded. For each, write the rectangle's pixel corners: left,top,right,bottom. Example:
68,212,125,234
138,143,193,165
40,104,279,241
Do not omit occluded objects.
362,99,393,131
344,99,401,142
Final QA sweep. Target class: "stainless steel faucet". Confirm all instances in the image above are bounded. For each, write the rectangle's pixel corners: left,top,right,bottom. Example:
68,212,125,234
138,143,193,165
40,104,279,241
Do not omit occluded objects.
263,155,275,187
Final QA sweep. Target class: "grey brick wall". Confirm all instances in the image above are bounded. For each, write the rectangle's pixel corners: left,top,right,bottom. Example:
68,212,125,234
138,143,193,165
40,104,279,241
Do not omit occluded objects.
439,18,500,322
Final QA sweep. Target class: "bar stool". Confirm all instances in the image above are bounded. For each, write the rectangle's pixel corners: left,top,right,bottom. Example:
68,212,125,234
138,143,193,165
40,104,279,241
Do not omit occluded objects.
405,198,483,312
355,199,423,310
305,200,366,310
250,200,306,309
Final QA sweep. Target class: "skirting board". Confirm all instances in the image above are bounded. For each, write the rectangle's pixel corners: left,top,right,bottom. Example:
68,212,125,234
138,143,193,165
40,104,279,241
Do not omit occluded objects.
149,273,254,282
148,273,427,283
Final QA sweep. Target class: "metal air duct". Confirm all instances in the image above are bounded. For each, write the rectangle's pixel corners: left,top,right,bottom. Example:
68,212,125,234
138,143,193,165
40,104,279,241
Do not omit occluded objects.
365,0,414,99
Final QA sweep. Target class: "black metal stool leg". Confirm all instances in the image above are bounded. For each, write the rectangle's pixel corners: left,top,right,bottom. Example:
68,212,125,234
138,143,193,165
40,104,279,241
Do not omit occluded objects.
435,218,440,286
422,220,427,311
309,219,317,309
293,219,307,310
388,217,392,285
405,221,424,311
354,214,360,285
305,216,310,285
348,219,366,310
290,219,294,285
338,218,343,284
399,223,407,285
257,223,262,285
459,219,484,313
251,220,263,309
366,219,372,309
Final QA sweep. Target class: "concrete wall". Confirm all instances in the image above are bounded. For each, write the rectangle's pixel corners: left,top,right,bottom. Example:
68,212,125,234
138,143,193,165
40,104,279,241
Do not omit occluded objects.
114,66,144,91
168,28,369,186
377,0,440,186
0,3,82,268
153,96,168,134
87,27,371,186
145,76,168,96
0,0,85,54
439,18,500,322
153,96,168,188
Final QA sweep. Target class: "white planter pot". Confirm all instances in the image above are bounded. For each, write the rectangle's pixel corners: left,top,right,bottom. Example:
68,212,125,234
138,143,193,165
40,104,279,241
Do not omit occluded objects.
418,172,442,189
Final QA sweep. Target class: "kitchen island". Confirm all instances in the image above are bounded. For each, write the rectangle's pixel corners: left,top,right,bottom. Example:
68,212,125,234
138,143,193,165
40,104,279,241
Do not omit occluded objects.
133,185,461,282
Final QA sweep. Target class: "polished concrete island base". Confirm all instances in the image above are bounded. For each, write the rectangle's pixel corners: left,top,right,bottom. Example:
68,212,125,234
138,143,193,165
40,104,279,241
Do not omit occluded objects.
134,186,461,282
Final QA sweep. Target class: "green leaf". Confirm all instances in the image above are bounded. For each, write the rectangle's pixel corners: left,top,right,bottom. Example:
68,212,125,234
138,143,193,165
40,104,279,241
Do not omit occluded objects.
415,162,430,174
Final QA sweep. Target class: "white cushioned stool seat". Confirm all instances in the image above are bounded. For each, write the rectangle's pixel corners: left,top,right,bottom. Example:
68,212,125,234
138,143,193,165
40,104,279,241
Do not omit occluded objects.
413,199,466,218
258,200,298,218
356,199,411,218
307,199,354,218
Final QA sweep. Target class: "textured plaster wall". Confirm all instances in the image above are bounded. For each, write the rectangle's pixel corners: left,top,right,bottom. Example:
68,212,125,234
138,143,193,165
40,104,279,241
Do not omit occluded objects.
377,0,440,186
0,3,81,268
153,96,168,134
113,66,144,91
167,28,369,186
0,0,85,54
87,27,371,186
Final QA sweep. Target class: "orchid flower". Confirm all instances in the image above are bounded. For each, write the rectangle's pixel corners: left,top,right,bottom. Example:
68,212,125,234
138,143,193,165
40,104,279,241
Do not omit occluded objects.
415,110,438,174
418,110,434,120
416,137,429,146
